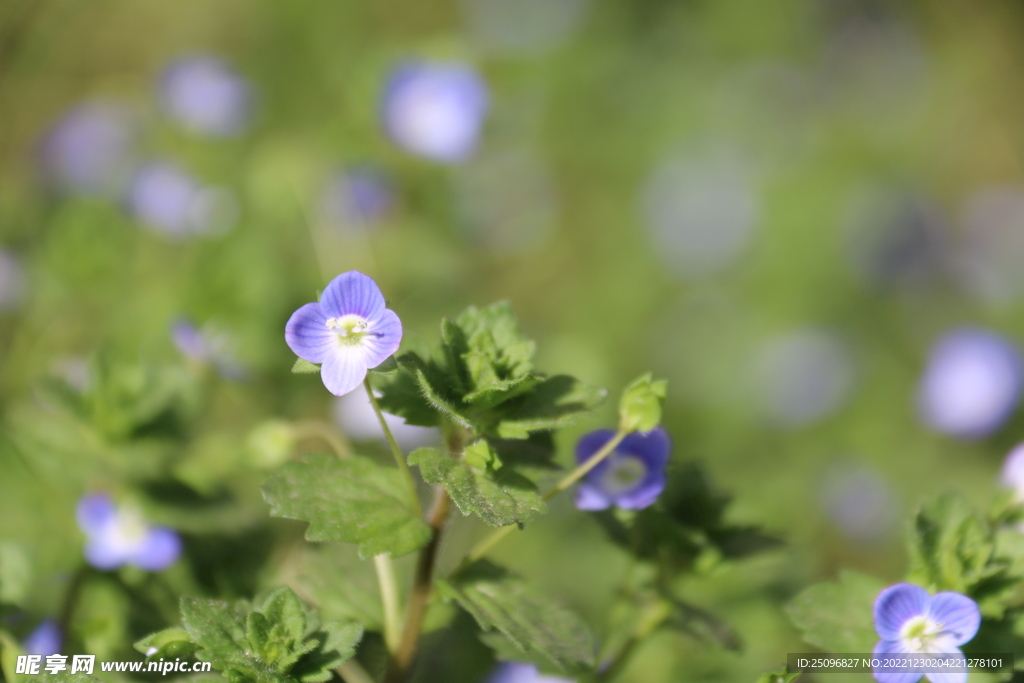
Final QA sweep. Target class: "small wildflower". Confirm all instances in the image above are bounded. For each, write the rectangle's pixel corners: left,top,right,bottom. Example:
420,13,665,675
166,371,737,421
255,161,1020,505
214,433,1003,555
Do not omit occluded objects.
918,328,1023,439
171,317,246,380
285,271,402,397
381,61,490,163
23,620,62,657
486,662,574,683
1001,442,1024,501
318,167,394,231
159,55,252,137
872,583,980,683
76,493,181,571
40,101,137,196
128,161,237,238
575,427,670,511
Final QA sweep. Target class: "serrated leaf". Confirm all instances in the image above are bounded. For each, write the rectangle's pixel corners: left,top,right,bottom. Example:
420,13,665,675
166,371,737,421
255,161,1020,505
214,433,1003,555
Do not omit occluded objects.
409,446,545,528
263,454,431,558
180,597,251,672
290,621,363,683
785,570,885,653
291,358,321,374
438,561,594,675
619,373,668,432
495,375,607,439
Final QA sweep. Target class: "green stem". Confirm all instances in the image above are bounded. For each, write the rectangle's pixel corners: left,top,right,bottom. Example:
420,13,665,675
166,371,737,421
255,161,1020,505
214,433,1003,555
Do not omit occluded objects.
595,599,671,683
364,377,421,516
336,659,376,683
458,429,630,569
374,553,402,653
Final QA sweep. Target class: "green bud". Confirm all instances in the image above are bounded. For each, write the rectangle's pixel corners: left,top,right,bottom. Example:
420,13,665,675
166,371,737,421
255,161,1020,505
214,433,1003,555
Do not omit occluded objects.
618,373,668,432
463,440,502,471
246,420,296,468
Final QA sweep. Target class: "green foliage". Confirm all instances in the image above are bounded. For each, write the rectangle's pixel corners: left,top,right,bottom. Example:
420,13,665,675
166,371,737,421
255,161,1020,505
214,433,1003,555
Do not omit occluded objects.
291,358,320,374
408,443,545,528
179,586,362,683
754,665,800,683
438,561,595,675
593,463,781,574
618,373,668,432
785,570,885,653
907,491,1024,616
262,454,430,558
134,627,199,661
0,542,31,605
372,302,605,439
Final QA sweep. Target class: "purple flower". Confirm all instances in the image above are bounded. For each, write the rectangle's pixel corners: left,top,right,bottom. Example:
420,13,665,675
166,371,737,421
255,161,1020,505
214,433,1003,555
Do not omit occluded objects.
575,428,670,511
40,101,137,196
23,620,62,657
318,167,394,231
171,317,246,380
1001,442,1024,500
127,161,238,239
486,662,574,683
76,494,181,571
285,271,402,397
381,61,490,163
159,55,252,137
917,328,1023,439
872,584,980,683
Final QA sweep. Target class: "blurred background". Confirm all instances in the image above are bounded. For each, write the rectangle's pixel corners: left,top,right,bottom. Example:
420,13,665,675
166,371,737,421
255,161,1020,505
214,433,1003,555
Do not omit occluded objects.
3,0,1024,680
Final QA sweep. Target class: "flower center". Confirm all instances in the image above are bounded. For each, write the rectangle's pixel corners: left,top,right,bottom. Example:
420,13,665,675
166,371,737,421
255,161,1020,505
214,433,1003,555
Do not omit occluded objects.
326,314,369,345
106,507,149,553
899,615,942,652
600,454,647,495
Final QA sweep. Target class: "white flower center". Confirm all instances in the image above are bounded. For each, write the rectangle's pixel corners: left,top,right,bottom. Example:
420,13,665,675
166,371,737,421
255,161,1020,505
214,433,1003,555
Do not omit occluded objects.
104,507,149,555
600,454,647,495
326,314,369,345
899,615,944,652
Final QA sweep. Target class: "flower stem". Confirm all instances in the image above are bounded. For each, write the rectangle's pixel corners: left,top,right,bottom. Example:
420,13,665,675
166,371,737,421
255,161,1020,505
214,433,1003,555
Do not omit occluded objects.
290,420,350,459
457,429,630,570
336,659,376,683
374,553,402,653
595,599,671,683
364,377,421,517
384,485,451,683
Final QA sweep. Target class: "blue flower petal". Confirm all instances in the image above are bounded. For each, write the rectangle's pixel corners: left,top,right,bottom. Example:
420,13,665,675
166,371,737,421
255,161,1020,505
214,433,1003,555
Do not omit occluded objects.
575,483,613,511
575,429,619,466
874,583,930,640
320,271,386,321
872,639,923,683
614,474,666,510
129,526,182,571
575,428,671,511
925,655,967,683
84,536,128,570
619,428,672,470
23,620,62,657
322,346,369,397
361,308,402,368
926,593,980,646
285,302,334,363
76,493,117,535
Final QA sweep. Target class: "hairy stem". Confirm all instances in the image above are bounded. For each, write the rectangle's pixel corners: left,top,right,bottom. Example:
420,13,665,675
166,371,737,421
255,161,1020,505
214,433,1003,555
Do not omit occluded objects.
374,553,402,653
457,429,630,570
384,486,451,683
364,377,421,516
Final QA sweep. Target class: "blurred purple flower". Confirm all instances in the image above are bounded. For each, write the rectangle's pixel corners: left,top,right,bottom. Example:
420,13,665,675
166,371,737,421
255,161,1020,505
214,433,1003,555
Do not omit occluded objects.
381,61,490,163
127,161,237,239
318,167,394,231
872,583,979,683
40,101,137,196
486,662,574,683
918,328,1023,439
76,493,181,571
285,271,402,396
1000,442,1024,501
575,428,670,511
23,620,62,657
0,249,26,310
160,55,252,137
171,318,246,380
818,461,898,543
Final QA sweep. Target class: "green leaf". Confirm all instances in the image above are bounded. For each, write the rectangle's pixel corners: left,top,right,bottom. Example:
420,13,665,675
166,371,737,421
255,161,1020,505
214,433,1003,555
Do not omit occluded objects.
178,587,363,683
263,454,431,558
438,561,594,675
906,491,1024,616
134,627,198,661
495,375,607,439
367,355,399,375
291,358,320,374
785,570,885,653
409,445,546,528
755,665,800,683
0,542,31,605
618,373,667,432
